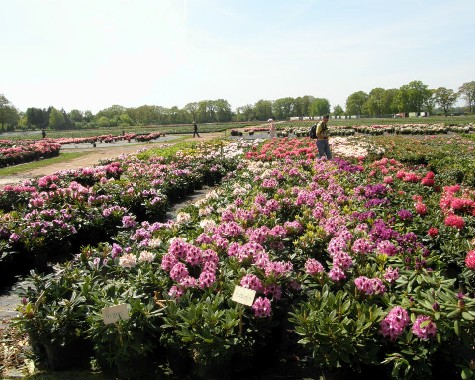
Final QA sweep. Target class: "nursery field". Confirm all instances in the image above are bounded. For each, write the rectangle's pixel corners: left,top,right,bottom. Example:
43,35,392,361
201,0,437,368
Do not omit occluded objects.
1,128,475,380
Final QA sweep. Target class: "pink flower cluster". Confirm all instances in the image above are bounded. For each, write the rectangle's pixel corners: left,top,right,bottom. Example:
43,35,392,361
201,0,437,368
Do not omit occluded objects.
412,315,437,339
465,250,475,270
383,267,399,283
304,259,324,275
354,276,386,295
252,296,272,317
161,237,219,297
379,306,410,340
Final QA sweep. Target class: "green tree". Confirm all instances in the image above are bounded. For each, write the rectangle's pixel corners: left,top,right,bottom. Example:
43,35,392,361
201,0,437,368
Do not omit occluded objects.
345,91,368,116
97,116,111,128
96,105,126,121
236,104,255,121
384,88,400,114
0,94,20,128
433,87,458,115
215,99,232,122
273,97,295,120
458,81,475,113
68,109,84,123
396,80,432,112
26,107,48,128
253,99,273,121
48,107,65,130
119,113,133,126
184,102,199,123
309,98,331,117
364,88,386,116
291,95,315,117
333,104,344,116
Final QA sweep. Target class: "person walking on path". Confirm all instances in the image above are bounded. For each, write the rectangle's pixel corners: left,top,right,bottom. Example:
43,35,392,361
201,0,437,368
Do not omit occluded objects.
268,118,276,138
193,122,201,138
316,115,332,159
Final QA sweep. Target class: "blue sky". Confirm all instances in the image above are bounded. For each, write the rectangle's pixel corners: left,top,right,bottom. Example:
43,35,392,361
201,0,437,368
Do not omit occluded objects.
1,0,474,113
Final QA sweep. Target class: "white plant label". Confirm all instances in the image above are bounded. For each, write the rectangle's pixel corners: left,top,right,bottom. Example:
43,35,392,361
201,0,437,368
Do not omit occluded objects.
231,285,256,306
102,303,129,324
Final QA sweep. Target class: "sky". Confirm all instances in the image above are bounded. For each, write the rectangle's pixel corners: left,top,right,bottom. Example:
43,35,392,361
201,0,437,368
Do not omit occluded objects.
1,0,474,114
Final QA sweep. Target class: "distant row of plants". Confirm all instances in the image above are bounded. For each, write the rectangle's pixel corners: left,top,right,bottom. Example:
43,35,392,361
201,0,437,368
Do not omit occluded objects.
0,140,61,168
9,136,475,379
283,122,475,137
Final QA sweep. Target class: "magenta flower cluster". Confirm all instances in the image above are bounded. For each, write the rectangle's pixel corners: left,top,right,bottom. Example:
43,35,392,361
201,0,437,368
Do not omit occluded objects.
161,237,219,297
379,306,410,340
354,276,386,295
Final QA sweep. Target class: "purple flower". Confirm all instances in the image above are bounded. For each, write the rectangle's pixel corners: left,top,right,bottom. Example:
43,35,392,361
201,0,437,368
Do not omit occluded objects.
252,297,272,317
397,209,413,221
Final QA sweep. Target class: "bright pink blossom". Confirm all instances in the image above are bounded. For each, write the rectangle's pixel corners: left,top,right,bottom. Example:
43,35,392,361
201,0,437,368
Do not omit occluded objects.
465,250,475,269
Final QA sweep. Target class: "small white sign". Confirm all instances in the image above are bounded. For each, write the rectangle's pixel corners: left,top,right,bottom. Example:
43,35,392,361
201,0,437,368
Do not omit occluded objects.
231,285,256,306
102,304,129,325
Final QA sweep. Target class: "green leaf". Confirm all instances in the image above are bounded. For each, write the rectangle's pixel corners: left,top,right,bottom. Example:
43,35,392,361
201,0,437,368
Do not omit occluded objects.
454,320,460,336
462,312,474,321
461,367,473,379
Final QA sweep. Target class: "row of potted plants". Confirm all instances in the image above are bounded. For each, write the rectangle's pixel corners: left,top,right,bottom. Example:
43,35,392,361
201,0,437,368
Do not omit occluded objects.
285,123,475,137
0,140,248,286
0,140,61,168
13,136,475,379
0,132,166,168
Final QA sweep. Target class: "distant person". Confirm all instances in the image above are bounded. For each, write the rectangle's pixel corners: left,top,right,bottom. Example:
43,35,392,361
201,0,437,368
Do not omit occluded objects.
193,122,200,138
316,115,332,159
268,118,276,138
41,129,46,139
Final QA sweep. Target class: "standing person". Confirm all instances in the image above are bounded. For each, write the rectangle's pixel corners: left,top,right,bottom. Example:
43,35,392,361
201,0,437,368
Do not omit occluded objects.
41,129,46,139
193,122,200,138
316,115,332,159
268,118,276,138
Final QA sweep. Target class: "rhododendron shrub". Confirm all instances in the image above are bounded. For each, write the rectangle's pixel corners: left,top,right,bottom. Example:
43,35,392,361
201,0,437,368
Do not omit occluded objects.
12,137,475,378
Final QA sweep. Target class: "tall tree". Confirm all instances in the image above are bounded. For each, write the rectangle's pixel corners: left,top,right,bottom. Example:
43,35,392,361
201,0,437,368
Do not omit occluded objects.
365,88,386,116
26,107,48,128
214,99,232,122
433,87,458,115
309,98,331,117
0,94,20,128
253,99,273,121
458,81,475,113
48,107,65,130
345,91,368,116
272,97,295,120
236,104,255,121
333,105,344,116
184,102,199,122
396,80,432,112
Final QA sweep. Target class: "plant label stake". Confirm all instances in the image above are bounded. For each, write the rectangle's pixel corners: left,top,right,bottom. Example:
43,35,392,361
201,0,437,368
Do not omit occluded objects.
232,285,256,336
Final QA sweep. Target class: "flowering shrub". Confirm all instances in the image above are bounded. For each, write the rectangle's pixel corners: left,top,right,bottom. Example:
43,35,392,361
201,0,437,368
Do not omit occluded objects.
0,141,61,167
11,135,475,378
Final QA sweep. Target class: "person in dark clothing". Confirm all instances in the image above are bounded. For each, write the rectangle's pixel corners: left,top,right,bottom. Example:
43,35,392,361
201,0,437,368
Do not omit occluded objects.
193,122,200,138
41,129,46,139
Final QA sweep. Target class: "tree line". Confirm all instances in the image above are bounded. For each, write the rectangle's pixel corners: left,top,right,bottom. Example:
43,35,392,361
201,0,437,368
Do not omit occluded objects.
1,80,474,132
